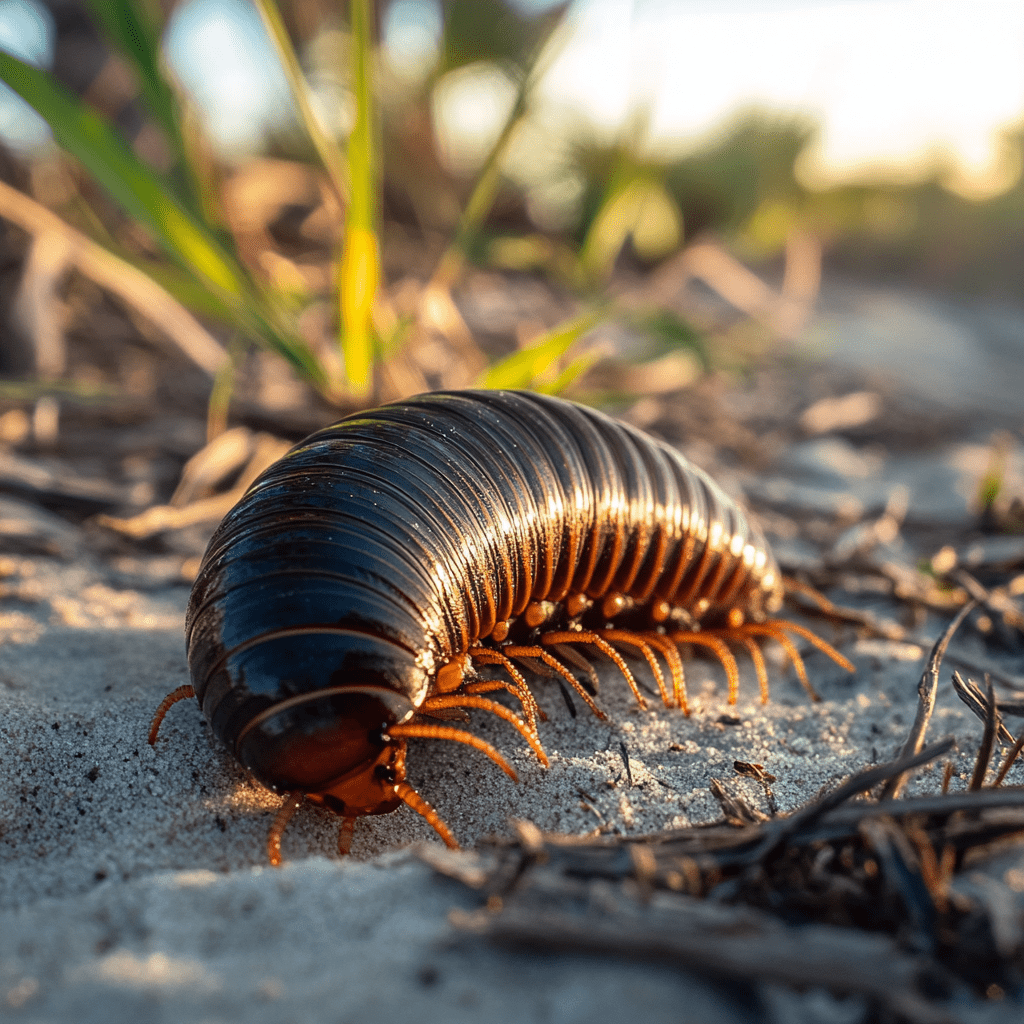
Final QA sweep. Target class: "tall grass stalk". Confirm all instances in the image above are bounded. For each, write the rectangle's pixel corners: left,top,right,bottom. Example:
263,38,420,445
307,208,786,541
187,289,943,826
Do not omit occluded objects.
337,0,380,399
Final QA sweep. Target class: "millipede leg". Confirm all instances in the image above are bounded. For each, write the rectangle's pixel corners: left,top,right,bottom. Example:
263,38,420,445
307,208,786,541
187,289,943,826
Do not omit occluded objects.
642,632,689,714
598,630,670,708
338,815,357,856
386,722,519,781
395,781,458,849
729,634,770,704
668,632,741,705
505,642,608,719
551,644,600,696
698,618,852,705
541,631,645,710
421,693,549,765
468,648,544,727
463,680,543,731
741,623,820,701
736,619,853,701
766,620,855,674
147,684,196,745
267,791,304,867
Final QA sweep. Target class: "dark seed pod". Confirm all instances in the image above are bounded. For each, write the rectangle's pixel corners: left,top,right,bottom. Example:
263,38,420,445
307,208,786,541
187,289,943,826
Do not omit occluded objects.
151,389,852,862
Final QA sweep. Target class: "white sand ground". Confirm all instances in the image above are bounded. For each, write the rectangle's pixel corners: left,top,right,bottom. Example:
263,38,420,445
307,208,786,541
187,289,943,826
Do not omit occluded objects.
1,537,1021,1023
5,320,1024,1021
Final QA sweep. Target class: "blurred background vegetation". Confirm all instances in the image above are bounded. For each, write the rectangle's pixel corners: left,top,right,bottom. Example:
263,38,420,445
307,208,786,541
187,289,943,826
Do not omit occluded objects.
0,0,1023,439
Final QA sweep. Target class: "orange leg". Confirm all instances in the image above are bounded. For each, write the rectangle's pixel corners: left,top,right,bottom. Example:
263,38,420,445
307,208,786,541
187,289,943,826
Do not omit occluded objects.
728,633,770,704
641,632,689,714
148,684,196,745
418,704,471,723
420,693,549,766
504,642,608,719
394,781,458,849
668,632,741,705
338,815,357,856
715,618,853,703
550,643,601,696
267,791,304,867
599,629,670,708
702,619,851,704
738,623,820,701
387,739,456,849
468,648,544,728
768,620,855,674
462,679,545,730
385,722,519,781
540,631,645,710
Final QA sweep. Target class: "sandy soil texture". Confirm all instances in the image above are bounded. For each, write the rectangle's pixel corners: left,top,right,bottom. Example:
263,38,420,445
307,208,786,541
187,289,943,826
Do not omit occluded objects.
4,337,1024,1021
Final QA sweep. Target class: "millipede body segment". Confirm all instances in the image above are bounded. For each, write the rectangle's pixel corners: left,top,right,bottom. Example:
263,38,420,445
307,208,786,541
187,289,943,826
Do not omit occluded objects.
154,389,852,862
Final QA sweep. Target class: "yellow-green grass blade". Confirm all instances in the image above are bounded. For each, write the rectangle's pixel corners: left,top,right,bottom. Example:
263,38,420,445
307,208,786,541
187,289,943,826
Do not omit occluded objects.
479,308,605,390
84,0,212,223
337,0,379,398
0,51,325,386
0,51,247,298
536,349,603,395
252,0,348,201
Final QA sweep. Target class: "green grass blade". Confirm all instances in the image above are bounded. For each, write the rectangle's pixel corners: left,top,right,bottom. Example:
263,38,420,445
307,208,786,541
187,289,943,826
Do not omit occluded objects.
84,0,213,223
435,7,570,286
479,308,605,390
337,0,379,399
252,0,348,200
0,51,250,300
536,350,603,396
0,52,328,388
84,1,177,147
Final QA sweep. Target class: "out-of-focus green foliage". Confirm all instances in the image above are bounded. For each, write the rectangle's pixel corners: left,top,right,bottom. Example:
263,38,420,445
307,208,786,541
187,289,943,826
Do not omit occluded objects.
632,311,710,371
438,0,567,75
0,48,325,385
254,0,348,198
0,51,238,292
83,0,202,214
479,308,606,390
800,127,1024,297
0,0,606,406
667,114,813,239
580,172,682,282
5,0,1022,419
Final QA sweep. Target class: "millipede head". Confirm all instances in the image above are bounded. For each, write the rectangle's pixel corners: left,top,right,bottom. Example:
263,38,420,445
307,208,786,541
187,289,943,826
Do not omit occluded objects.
237,689,413,819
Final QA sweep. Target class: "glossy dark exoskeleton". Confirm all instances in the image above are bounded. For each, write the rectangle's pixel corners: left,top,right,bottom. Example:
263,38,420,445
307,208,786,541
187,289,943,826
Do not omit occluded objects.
159,390,848,861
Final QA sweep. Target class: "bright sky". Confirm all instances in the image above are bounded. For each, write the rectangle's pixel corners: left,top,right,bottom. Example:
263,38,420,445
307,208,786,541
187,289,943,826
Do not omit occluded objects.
536,0,1024,196
2,0,1024,198
0,0,53,149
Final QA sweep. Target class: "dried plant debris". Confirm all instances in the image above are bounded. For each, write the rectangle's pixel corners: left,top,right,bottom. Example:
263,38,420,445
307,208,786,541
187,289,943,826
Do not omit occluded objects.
423,611,1024,1023
783,554,1024,693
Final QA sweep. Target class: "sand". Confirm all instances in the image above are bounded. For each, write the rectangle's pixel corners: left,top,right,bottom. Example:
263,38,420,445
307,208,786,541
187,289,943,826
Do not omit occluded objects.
4,356,1024,1021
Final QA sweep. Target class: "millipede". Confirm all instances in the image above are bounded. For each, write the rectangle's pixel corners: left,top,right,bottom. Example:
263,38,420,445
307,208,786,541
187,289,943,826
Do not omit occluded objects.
150,389,853,863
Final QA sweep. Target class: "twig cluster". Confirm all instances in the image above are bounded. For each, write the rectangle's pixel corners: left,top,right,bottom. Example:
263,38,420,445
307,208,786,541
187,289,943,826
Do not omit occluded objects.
422,607,1024,1023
